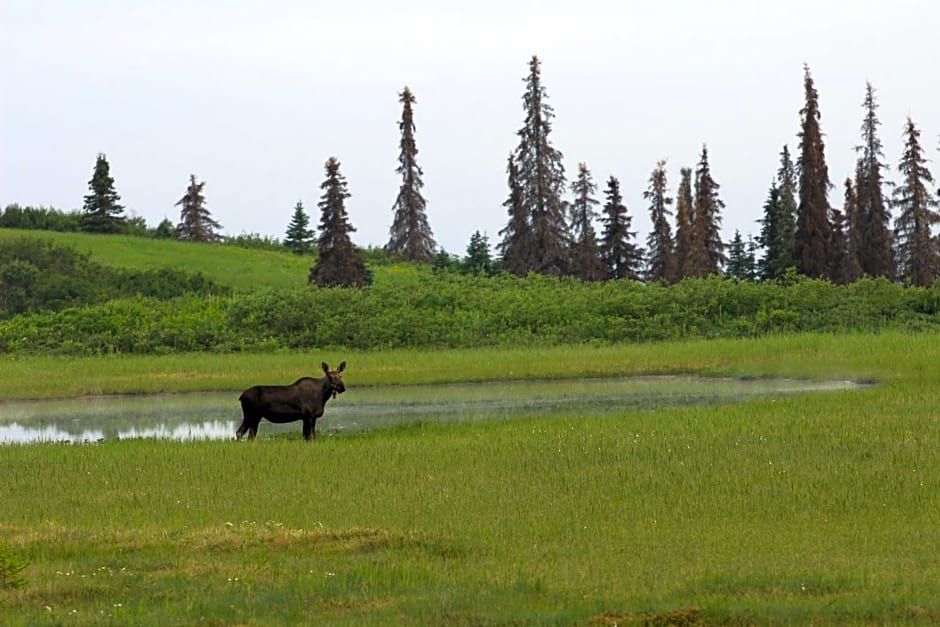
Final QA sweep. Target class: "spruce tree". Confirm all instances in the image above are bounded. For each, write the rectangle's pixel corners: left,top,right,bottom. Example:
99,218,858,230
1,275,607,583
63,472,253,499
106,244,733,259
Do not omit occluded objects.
463,231,494,276
689,145,725,276
854,82,893,278
309,157,367,288
756,145,800,281
775,145,798,273
599,176,642,280
840,178,863,282
892,117,940,286
829,207,852,285
568,162,605,281
510,55,569,276
673,167,695,280
644,160,675,283
431,248,458,273
175,174,223,243
284,200,314,255
726,230,757,280
386,86,436,261
81,153,126,234
757,179,805,281
794,64,833,279
757,182,782,280
497,154,533,276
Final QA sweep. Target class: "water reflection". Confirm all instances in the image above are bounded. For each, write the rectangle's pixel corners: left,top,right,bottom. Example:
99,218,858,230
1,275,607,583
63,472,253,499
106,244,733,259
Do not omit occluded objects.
0,392,250,444
0,421,237,444
0,376,866,445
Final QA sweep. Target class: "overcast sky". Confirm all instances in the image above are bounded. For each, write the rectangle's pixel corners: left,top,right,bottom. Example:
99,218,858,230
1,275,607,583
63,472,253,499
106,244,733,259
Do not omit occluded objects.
2,1,939,254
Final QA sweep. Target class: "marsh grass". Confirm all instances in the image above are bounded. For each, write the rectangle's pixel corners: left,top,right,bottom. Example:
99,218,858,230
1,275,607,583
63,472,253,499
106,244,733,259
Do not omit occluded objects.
2,333,940,624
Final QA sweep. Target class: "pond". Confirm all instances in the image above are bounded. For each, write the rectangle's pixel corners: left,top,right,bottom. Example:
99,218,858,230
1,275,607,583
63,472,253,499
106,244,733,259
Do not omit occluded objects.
0,376,866,444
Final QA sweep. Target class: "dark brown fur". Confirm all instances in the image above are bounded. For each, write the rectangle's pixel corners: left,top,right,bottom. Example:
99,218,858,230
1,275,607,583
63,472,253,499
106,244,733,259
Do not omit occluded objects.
236,361,346,441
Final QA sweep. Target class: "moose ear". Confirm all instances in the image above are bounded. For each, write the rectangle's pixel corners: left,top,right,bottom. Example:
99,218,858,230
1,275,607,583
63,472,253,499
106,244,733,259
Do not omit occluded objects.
337,361,346,372
321,362,329,374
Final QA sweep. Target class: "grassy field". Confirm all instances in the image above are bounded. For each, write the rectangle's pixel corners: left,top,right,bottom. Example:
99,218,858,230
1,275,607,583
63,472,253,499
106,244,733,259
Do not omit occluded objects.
2,332,940,624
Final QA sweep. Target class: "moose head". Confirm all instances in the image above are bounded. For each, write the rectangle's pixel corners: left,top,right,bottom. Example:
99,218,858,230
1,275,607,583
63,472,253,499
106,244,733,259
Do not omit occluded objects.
322,361,346,399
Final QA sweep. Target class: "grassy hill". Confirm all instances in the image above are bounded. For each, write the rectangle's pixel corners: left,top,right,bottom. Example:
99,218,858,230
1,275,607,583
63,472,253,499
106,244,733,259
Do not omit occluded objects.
0,229,322,292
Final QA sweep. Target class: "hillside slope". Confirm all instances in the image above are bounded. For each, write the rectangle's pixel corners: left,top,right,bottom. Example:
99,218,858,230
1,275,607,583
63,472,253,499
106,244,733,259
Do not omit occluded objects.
0,229,313,291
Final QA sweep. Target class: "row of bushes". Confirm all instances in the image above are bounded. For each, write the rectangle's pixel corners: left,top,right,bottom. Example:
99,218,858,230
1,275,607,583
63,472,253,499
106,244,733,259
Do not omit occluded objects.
1,272,939,355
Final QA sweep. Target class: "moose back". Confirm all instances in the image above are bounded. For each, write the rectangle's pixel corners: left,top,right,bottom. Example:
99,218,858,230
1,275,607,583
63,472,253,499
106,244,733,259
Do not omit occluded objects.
237,361,346,441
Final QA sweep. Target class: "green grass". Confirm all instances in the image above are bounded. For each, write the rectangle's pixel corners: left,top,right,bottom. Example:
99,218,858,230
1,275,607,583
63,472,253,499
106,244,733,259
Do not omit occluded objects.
2,333,940,624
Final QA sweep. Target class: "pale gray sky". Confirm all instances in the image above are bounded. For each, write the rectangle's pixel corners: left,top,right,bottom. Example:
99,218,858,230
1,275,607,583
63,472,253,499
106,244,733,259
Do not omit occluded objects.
2,1,938,254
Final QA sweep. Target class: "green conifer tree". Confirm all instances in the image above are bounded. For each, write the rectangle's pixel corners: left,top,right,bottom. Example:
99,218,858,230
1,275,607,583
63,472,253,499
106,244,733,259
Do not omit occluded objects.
463,231,493,276
284,200,314,255
757,183,782,280
81,153,126,234
510,55,569,276
794,64,833,279
854,82,893,278
644,160,675,283
688,145,725,276
599,176,642,280
497,154,533,276
568,162,605,281
840,178,863,282
829,207,852,284
726,230,757,280
386,86,436,261
309,158,367,288
893,117,940,286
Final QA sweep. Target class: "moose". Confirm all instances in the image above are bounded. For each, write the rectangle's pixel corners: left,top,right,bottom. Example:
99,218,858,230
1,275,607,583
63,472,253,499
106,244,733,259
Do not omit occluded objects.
236,361,346,441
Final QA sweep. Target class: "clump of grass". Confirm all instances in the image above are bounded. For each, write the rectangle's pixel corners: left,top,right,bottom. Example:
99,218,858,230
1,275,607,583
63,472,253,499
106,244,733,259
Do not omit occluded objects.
0,543,29,589
591,607,702,625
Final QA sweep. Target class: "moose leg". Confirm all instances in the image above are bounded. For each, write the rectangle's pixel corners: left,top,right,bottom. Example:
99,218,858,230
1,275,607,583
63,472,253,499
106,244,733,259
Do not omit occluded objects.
307,410,325,441
236,410,250,440
302,416,314,441
247,417,260,440
237,405,260,440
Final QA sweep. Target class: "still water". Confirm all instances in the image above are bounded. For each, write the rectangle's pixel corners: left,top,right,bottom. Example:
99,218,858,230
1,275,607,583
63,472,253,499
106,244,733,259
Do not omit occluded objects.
0,376,865,444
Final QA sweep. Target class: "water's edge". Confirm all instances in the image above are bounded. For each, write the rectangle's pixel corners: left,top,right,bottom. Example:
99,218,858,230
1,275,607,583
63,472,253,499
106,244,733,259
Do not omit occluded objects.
0,376,868,444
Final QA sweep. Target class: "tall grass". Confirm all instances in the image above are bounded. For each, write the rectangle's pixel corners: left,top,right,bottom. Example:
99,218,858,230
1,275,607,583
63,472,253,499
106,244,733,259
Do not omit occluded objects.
2,333,940,623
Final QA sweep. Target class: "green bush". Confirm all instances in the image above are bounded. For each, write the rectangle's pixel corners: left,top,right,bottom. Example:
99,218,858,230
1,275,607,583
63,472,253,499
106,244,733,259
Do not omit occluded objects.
0,237,229,318
0,203,82,232
2,272,940,355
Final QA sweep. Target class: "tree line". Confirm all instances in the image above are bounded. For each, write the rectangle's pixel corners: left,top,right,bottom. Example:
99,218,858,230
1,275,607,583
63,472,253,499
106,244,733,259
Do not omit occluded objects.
494,59,940,287
4,57,939,288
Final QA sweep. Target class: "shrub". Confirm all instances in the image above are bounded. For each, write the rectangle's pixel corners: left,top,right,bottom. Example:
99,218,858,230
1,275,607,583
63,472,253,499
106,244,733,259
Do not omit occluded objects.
0,544,28,589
